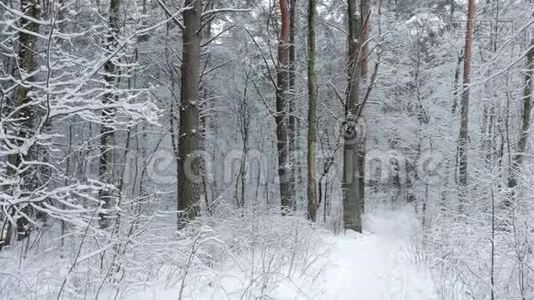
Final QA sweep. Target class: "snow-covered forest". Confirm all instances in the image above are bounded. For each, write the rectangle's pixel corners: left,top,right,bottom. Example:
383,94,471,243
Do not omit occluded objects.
0,0,533,299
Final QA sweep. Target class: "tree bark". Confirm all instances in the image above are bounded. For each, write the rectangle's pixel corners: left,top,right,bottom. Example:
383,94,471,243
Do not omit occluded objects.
360,0,370,78
276,0,293,211
98,0,120,228
457,0,476,208
306,0,318,221
357,0,369,214
3,0,41,246
342,0,362,232
177,0,203,228
508,40,534,190
288,0,297,210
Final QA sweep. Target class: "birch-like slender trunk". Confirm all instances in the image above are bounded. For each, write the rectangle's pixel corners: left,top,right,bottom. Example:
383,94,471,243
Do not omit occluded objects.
508,40,534,191
98,0,120,228
288,0,297,210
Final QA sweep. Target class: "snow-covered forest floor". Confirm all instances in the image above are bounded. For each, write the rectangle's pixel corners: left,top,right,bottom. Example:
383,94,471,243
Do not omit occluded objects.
318,212,436,300
1,206,439,300
125,209,437,300
1,0,533,298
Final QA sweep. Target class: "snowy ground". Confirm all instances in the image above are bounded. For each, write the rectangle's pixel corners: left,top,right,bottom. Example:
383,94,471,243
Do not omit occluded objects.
129,210,437,300
0,208,437,300
317,213,436,300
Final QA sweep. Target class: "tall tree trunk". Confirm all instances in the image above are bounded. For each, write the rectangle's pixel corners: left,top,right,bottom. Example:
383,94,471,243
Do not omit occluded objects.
306,0,318,221
98,0,120,228
357,0,369,214
3,0,41,247
177,0,203,228
342,0,362,232
276,0,293,211
451,50,464,114
200,0,214,213
508,40,534,191
288,0,297,210
360,0,370,78
457,0,476,209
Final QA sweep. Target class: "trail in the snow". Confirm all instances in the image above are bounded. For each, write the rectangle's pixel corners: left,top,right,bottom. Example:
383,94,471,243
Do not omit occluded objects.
317,211,437,300
124,209,437,300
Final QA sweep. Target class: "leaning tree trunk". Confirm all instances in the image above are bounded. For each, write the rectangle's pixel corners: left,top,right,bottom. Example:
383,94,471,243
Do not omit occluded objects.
98,0,120,228
342,0,362,232
2,0,41,247
177,0,203,228
508,40,534,191
306,0,318,221
457,0,476,210
276,0,294,211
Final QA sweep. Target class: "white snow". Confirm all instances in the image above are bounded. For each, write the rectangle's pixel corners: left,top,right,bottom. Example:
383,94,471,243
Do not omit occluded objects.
124,209,437,300
317,212,436,300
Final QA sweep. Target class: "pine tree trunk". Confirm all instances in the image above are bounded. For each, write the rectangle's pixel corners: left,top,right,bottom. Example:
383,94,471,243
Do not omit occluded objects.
306,0,318,221
342,0,362,232
177,0,203,228
457,0,476,209
98,0,120,228
276,0,293,211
